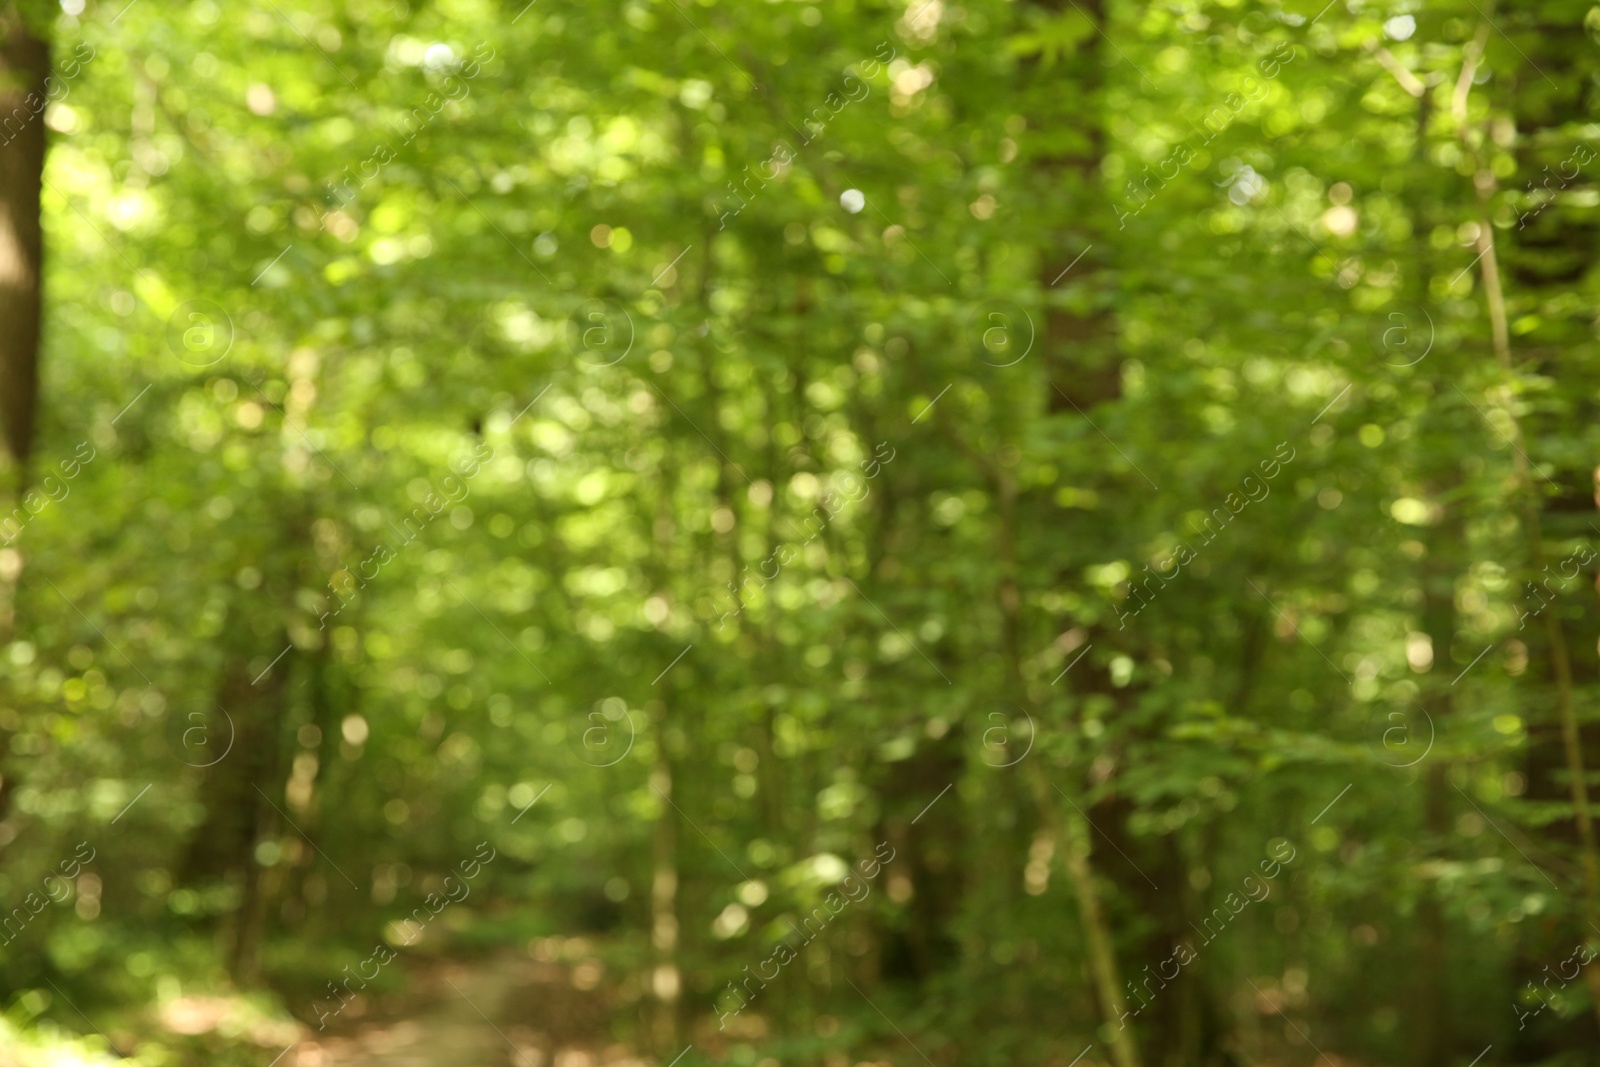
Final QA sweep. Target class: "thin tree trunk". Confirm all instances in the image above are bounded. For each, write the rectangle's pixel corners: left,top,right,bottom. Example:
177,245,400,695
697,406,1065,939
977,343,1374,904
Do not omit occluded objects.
1410,77,1457,1066
650,757,681,1050
647,421,683,1053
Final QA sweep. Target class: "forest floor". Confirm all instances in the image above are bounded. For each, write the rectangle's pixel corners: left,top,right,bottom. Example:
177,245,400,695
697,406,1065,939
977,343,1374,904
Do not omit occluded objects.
289,950,645,1067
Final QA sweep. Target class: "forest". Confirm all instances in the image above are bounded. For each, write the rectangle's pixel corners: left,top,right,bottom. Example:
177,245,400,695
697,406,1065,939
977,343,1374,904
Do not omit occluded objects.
1,0,1599,1064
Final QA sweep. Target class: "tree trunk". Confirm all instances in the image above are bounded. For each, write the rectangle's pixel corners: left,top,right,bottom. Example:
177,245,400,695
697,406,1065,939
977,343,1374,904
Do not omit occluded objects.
1001,461,1141,1067
0,10,47,823
177,651,290,983
650,756,681,1051
0,5,45,480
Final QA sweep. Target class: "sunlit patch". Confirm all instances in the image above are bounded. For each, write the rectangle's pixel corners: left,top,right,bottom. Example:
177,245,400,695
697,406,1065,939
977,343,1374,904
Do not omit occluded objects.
156,994,301,1046
1383,14,1416,40
1322,204,1357,235
711,902,749,939
245,83,276,116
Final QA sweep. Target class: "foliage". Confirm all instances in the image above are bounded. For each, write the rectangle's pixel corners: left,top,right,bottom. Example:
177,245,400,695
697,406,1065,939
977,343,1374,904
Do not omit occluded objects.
2,0,1600,1065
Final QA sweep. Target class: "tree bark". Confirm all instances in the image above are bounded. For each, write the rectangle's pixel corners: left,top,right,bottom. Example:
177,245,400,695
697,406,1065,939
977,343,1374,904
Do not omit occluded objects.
0,9,47,802
0,5,45,479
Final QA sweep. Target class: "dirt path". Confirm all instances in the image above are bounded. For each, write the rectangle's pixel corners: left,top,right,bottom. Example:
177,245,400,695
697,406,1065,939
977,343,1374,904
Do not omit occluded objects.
291,951,648,1067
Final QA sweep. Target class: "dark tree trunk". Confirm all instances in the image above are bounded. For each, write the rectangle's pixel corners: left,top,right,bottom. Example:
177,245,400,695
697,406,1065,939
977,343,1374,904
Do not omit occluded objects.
0,7,47,832
180,651,290,983
0,6,45,478
877,729,966,983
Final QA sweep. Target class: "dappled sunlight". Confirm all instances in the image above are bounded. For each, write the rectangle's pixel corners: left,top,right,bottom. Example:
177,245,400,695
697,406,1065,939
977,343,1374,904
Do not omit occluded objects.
1,0,1597,1065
